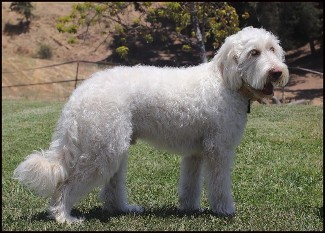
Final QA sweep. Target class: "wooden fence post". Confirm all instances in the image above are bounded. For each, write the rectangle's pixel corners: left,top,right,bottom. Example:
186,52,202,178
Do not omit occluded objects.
74,61,79,89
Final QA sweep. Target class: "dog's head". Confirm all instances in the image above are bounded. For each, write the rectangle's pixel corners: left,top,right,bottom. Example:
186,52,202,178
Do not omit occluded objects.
214,27,289,99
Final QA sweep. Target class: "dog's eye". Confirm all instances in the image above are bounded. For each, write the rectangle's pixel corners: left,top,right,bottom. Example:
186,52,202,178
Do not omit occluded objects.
270,47,275,52
250,49,260,56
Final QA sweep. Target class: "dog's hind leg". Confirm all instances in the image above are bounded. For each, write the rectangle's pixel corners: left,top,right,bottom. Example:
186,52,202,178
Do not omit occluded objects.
99,152,144,214
178,155,203,212
48,165,103,224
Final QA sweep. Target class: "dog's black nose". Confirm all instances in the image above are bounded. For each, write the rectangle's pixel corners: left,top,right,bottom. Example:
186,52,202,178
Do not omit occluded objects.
269,69,282,81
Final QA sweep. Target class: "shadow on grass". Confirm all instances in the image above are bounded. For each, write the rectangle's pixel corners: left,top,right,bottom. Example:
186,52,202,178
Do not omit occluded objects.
317,206,323,219
30,211,52,222
30,205,235,223
30,205,324,223
140,205,235,219
81,205,234,222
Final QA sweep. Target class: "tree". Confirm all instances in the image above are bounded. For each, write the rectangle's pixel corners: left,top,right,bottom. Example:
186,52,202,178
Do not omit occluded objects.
231,2,323,53
145,2,239,63
291,2,323,53
9,2,34,22
56,2,239,64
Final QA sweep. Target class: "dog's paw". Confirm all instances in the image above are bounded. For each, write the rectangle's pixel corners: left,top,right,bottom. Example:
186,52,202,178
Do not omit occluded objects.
212,210,236,218
211,204,236,217
55,215,85,224
66,217,85,224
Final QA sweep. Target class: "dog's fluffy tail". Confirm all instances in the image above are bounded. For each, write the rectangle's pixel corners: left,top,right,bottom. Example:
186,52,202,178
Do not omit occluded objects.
13,149,68,198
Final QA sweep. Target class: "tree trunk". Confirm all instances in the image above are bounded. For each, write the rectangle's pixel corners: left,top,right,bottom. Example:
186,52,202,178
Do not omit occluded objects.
190,3,207,63
309,39,316,54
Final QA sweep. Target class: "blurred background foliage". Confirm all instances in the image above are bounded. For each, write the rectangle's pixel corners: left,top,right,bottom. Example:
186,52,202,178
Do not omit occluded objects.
55,2,323,65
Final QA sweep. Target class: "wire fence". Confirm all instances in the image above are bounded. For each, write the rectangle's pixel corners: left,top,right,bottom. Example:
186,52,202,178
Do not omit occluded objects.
2,60,116,100
2,59,322,101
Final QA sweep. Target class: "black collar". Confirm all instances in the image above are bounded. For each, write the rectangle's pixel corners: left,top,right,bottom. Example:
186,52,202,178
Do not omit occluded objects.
238,82,255,114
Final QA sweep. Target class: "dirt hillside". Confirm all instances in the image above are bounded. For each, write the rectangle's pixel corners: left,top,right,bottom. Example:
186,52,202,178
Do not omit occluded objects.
2,2,323,105
2,2,112,61
273,42,323,106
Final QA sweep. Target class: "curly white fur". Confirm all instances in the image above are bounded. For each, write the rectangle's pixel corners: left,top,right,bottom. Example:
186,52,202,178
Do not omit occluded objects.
13,27,289,223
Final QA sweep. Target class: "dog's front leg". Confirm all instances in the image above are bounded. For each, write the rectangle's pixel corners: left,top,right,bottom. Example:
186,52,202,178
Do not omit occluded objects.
203,148,235,217
178,155,203,212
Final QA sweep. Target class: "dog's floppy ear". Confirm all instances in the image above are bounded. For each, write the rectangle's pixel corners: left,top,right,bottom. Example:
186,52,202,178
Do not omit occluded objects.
213,38,243,91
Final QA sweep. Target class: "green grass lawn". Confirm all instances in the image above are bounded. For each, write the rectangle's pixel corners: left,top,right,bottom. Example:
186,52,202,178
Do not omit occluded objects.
2,99,323,230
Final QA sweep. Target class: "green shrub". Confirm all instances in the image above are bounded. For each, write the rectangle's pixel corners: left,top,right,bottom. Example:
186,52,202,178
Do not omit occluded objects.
116,46,129,60
37,44,53,59
182,44,192,52
67,37,77,44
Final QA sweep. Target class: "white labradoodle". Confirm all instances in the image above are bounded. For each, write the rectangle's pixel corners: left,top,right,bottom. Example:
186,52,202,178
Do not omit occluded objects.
13,27,289,223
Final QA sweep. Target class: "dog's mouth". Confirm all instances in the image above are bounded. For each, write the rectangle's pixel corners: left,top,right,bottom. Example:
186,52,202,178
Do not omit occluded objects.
241,66,289,100
261,82,274,96
240,81,274,100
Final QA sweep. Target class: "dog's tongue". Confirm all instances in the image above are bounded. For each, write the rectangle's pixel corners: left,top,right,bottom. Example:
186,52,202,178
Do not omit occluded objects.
262,82,274,96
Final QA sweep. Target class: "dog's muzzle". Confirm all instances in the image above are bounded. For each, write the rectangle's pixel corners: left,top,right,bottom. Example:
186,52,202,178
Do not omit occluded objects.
240,67,289,100
261,69,283,96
